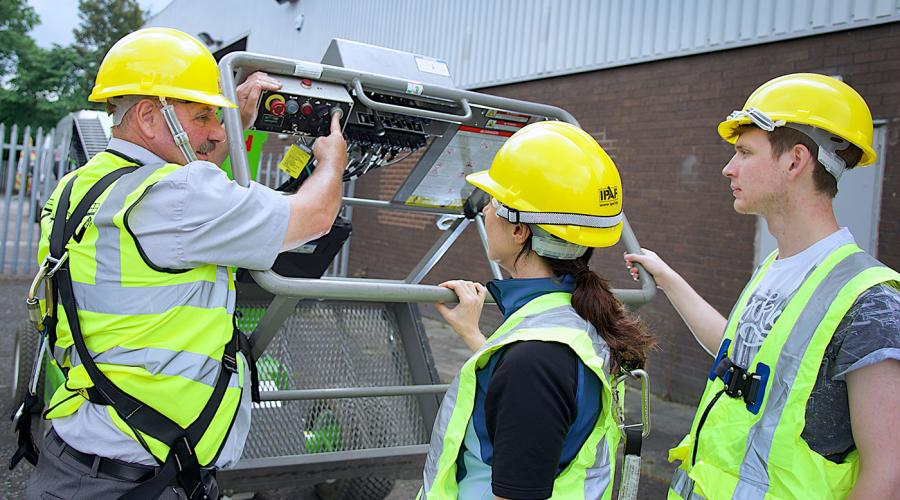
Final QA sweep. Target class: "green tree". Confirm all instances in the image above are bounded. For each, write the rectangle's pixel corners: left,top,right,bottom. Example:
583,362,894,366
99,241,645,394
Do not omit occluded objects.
73,0,146,99
0,0,39,79
0,44,88,129
0,0,145,131
0,0,79,131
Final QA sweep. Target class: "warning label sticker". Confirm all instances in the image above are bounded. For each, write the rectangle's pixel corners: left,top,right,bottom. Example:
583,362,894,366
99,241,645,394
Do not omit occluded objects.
486,119,526,133
278,144,312,178
485,109,531,123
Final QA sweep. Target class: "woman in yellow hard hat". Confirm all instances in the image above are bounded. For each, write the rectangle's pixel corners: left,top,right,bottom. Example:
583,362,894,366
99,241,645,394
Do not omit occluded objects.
419,121,655,499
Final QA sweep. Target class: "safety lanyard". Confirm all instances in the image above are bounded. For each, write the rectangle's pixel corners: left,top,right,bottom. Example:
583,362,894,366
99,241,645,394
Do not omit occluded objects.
612,369,651,500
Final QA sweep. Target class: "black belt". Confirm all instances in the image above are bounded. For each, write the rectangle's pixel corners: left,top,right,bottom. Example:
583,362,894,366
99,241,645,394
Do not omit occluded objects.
48,429,157,483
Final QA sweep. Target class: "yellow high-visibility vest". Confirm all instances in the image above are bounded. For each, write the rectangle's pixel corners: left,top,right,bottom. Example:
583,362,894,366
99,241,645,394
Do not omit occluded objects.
40,151,243,466
669,244,899,499
421,292,621,499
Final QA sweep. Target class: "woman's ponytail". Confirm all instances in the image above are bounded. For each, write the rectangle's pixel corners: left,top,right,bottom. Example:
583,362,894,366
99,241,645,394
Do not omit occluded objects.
548,249,656,373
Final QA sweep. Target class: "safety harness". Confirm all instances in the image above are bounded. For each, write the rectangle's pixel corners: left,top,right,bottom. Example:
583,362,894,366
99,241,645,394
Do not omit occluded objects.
689,338,770,467
11,162,258,500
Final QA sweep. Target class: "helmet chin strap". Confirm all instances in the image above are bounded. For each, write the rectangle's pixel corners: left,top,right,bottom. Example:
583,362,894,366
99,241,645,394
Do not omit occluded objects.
159,97,197,164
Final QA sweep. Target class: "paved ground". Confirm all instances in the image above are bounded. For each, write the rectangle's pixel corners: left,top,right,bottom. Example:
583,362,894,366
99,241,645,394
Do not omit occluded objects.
0,278,694,499
0,277,37,498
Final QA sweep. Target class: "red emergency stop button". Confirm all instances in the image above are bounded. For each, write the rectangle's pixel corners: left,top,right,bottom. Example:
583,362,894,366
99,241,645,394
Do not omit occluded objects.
265,94,286,116
270,100,286,116
301,79,312,88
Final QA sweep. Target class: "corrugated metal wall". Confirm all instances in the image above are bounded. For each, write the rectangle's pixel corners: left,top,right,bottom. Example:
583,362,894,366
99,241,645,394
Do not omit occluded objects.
149,0,900,88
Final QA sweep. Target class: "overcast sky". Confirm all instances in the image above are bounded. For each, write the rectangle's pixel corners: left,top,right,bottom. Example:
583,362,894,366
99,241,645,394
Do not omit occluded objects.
27,0,172,48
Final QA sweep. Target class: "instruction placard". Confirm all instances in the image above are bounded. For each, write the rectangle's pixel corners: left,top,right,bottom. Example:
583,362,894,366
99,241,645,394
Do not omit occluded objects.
404,126,513,210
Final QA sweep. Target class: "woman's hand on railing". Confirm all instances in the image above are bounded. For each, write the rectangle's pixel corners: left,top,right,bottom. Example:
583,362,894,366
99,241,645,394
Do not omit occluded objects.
435,280,488,353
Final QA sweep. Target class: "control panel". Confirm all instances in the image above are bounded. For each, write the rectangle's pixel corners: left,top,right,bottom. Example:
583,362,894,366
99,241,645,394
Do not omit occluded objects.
343,92,436,152
250,77,353,137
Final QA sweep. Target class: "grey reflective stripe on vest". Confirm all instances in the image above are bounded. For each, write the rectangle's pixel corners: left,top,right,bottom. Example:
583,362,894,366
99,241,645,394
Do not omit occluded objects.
89,163,235,313
732,251,880,499
584,435,612,498
92,163,164,283
56,344,241,389
71,267,235,315
421,373,459,493
422,304,612,495
582,321,613,498
670,468,696,498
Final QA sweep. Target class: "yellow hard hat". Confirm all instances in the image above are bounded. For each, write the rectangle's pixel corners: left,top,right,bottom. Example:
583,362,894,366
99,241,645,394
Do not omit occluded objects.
718,73,876,167
89,27,236,108
467,121,623,248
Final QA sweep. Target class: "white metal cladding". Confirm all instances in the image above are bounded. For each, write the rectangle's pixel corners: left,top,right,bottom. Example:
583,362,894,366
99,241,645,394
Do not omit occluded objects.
149,0,900,89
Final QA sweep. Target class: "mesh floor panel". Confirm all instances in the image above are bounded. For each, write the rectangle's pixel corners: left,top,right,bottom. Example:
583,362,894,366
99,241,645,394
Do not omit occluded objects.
237,301,430,459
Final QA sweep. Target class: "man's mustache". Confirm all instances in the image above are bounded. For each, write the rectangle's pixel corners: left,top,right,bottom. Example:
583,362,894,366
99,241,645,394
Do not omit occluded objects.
197,141,217,155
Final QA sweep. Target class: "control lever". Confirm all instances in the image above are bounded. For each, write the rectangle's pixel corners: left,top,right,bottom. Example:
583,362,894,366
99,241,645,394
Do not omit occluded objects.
371,110,386,137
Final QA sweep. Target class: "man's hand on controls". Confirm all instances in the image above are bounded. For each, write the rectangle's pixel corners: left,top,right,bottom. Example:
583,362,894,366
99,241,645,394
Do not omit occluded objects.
312,112,348,173
236,71,282,127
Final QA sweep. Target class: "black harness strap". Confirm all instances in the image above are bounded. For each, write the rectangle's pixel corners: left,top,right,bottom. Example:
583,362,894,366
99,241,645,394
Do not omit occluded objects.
8,371,43,469
9,170,102,471
46,166,240,500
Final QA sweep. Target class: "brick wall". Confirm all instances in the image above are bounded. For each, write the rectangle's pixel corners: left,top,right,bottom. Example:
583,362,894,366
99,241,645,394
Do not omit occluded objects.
347,22,900,404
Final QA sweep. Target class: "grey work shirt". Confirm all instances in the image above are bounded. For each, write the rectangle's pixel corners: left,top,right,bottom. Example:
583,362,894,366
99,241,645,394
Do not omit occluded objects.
52,138,290,467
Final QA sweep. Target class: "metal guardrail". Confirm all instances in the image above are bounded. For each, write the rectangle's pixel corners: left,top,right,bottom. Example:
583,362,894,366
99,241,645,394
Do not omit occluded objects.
218,51,658,313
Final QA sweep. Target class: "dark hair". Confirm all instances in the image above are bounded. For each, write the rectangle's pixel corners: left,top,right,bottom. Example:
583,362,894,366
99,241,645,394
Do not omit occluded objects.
515,241,656,374
736,125,863,198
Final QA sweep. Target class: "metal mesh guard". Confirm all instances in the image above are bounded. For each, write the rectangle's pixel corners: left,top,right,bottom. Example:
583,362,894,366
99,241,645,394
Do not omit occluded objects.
237,301,429,459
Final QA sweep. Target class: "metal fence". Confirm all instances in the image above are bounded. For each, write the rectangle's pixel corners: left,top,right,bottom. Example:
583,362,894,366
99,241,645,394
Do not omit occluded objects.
0,123,70,276
0,127,350,277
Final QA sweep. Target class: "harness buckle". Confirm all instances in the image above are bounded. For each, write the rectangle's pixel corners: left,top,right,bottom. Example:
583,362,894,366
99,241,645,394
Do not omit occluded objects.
612,369,651,439
43,253,69,278
722,365,763,407
222,354,237,374
26,255,66,331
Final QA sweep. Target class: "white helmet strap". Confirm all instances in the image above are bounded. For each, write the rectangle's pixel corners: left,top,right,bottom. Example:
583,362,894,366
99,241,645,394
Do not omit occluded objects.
729,107,851,180
529,224,588,260
159,97,197,164
783,123,850,181
109,95,143,126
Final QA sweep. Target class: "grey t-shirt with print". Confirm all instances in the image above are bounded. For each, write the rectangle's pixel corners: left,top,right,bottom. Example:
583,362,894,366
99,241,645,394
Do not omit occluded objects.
730,229,900,462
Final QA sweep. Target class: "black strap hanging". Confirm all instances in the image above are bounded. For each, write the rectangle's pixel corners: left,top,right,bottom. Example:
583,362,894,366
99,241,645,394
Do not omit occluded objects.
9,166,137,471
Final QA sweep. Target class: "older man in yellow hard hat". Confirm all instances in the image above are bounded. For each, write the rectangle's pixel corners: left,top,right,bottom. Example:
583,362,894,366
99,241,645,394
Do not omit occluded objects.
22,27,347,499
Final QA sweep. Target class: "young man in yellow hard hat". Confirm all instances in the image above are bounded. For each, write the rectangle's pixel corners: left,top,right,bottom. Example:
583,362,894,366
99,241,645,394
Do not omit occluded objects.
22,27,347,499
625,73,900,499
